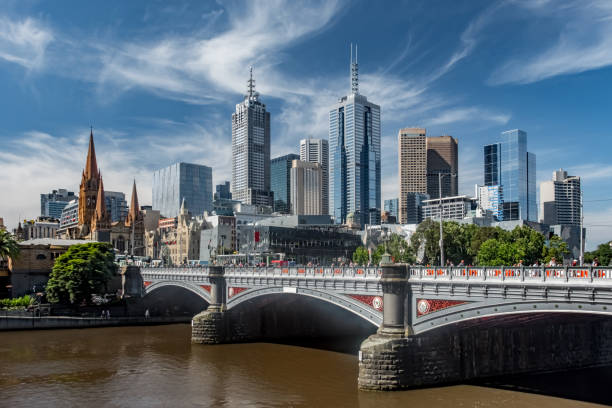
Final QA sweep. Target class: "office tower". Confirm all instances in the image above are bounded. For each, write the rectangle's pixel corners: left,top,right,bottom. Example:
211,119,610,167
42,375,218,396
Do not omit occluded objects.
398,128,427,224
40,189,76,219
271,154,299,214
231,67,273,207
152,162,213,218
214,181,232,200
290,160,323,215
104,191,128,222
383,198,399,221
484,129,537,221
405,192,429,224
540,169,581,226
329,45,381,228
300,138,329,215
426,135,458,198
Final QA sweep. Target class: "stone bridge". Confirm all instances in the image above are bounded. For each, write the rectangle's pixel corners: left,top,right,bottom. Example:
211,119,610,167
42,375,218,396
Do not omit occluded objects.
139,263,612,390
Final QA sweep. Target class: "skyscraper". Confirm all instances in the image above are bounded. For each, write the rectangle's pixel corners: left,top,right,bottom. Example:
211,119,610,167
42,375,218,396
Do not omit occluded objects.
540,169,581,226
484,129,537,221
426,135,458,198
214,181,232,200
152,162,213,218
41,189,76,219
383,198,399,220
398,127,427,224
290,160,323,215
104,191,128,222
329,45,381,228
271,153,299,213
231,67,273,207
300,138,329,215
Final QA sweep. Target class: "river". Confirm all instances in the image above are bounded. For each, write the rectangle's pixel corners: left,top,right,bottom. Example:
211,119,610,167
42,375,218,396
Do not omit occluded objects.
0,324,609,407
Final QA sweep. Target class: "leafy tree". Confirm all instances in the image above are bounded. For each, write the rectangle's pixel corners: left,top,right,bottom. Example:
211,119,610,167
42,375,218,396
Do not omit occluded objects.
477,239,519,266
411,219,442,264
542,235,570,264
0,229,20,261
509,226,545,265
46,242,117,305
383,233,415,264
352,246,369,265
585,241,612,266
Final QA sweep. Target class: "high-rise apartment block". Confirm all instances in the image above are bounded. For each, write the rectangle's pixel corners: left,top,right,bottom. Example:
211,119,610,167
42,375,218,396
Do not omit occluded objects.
426,136,458,198
477,185,503,220
329,46,381,228
540,169,581,226
152,162,213,218
41,189,76,219
398,128,427,223
398,129,459,224
104,191,128,222
231,67,273,207
484,129,537,221
271,154,299,214
300,138,329,215
290,160,323,215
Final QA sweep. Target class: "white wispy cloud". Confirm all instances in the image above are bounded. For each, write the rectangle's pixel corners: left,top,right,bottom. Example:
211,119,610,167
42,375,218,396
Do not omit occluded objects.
489,0,612,84
424,107,511,126
0,17,53,70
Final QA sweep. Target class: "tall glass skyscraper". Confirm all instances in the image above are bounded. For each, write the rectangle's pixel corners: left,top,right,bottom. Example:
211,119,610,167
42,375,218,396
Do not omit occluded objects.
152,162,213,218
271,153,299,213
484,129,537,221
231,67,273,207
329,46,381,228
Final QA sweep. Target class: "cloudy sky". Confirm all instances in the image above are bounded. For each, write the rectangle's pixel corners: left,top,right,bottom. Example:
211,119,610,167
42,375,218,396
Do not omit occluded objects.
0,0,611,249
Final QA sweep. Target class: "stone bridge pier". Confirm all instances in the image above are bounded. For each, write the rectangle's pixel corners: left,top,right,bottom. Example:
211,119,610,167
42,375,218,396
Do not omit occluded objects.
358,263,612,391
191,266,229,344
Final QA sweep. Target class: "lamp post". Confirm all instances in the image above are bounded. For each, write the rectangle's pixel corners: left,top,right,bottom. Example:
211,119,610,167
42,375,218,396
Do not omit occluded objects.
580,190,584,266
435,172,456,267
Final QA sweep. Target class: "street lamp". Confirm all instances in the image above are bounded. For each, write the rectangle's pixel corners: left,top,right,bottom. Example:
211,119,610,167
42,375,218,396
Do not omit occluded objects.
435,172,456,267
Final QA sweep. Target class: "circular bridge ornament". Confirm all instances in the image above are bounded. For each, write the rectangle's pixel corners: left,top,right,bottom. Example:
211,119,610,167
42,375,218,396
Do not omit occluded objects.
228,287,235,297
372,296,383,311
417,299,431,315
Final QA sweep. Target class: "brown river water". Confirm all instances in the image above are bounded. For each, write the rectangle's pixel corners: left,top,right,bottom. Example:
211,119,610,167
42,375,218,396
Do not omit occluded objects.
0,324,610,407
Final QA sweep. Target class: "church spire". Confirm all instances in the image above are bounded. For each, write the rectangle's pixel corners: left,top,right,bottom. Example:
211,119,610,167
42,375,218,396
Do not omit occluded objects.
126,180,141,226
93,173,109,230
84,127,99,181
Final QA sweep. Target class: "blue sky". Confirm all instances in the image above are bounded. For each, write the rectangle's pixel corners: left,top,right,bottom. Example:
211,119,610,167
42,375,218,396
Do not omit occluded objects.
0,0,611,249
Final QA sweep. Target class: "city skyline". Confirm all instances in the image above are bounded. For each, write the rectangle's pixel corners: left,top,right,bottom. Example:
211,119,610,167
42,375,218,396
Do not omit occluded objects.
0,1,611,248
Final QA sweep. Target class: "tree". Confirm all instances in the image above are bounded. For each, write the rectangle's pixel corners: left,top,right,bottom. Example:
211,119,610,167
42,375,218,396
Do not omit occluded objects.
0,229,20,262
352,247,369,265
383,233,415,264
542,235,570,264
46,242,117,304
477,239,519,266
585,241,612,266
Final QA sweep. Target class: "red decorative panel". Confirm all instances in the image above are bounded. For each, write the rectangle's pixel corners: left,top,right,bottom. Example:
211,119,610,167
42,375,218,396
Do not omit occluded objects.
416,298,468,316
347,294,384,311
200,285,211,293
144,281,152,287
228,287,248,298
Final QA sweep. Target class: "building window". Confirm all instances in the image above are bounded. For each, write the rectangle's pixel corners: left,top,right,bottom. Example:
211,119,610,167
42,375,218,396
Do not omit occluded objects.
36,254,47,260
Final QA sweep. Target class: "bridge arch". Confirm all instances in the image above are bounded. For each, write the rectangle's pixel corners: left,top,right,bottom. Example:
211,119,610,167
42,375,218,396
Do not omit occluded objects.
412,299,612,334
227,286,382,327
144,280,212,304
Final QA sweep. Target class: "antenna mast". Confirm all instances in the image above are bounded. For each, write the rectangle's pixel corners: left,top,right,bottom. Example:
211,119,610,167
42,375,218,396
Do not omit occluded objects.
351,43,359,94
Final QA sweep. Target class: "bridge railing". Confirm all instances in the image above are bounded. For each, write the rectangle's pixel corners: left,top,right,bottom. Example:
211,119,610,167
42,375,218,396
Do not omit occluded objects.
223,265,381,278
409,266,612,284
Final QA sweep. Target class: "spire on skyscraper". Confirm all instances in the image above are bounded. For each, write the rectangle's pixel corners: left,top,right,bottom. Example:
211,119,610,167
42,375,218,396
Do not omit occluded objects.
350,43,359,95
247,66,257,100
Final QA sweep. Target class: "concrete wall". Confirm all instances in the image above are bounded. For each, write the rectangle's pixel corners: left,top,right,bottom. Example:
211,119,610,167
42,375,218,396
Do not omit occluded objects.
0,316,190,331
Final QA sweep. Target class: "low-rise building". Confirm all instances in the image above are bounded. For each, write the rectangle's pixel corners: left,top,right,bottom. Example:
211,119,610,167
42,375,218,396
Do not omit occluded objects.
13,217,60,241
421,195,477,220
8,238,92,297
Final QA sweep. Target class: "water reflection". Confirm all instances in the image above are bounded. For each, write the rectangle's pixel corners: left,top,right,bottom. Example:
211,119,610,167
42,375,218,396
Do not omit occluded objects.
0,325,608,407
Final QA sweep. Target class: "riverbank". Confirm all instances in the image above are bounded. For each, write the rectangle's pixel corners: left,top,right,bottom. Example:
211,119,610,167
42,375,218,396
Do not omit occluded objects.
0,315,191,331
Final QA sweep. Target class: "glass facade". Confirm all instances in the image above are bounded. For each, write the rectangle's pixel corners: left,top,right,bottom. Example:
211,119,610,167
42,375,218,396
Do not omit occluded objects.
152,162,213,218
41,189,76,219
214,181,232,200
104,191,128,222
384,198,399,220
483,129,536,221
329,94,381,228
270,154,299,213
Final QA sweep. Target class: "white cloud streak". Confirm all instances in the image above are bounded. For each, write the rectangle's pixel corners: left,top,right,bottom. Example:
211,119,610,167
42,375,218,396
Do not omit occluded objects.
0,17,53,70
490,0,612,84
